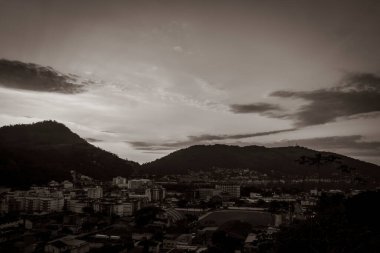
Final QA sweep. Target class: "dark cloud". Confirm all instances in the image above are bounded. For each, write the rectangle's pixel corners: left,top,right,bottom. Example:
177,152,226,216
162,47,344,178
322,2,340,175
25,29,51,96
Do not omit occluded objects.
342,73,380,91
128,141,178,151
0,59,85,94
129,128,296,151
230,102,282,113
231,73,380,127
270,73,380,126
188,128,297,142
85,137,103,143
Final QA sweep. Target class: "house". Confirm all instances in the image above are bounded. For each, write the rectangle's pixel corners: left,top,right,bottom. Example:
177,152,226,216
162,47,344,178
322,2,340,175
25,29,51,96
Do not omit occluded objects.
45,237,90,253
62,180,74,189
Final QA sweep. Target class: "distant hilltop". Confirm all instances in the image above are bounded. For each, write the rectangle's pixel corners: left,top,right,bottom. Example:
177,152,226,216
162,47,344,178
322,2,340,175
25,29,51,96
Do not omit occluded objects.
1,120,379,187
140,144,380,181
0,120,138,187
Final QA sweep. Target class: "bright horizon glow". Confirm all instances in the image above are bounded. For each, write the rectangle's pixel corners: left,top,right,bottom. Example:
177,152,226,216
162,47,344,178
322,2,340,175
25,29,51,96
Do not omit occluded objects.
1,0,380,164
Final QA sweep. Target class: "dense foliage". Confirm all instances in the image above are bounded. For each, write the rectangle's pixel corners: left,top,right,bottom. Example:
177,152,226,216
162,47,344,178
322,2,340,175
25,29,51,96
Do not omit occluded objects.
0,121,138,187
273,191,380,253
142,144,380,180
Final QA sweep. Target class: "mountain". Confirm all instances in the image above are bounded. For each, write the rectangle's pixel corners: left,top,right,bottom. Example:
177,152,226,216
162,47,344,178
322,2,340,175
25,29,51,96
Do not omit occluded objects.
141,144,380,180
0,121,138,187
1,121,379,187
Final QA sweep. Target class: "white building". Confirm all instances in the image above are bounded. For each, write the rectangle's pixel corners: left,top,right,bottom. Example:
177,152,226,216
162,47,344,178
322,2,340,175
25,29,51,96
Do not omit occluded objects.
87,186,103,199
39,197,65,212
62,180,74,189
148,186,166,202
128,179,152,189
112,202,134,216
48,180,60,188
112,176,127,187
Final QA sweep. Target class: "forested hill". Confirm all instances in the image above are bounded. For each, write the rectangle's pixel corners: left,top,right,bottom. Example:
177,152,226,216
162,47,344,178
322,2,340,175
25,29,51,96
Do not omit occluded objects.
1,121,379,187
0,121,139,187
141,144,380,180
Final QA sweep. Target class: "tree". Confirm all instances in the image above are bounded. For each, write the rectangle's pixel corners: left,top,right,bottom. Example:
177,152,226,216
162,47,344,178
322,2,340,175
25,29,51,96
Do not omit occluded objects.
134,206,162,227
208,195,223,209
207,221,252,253
297,153,340,189
272,191,380,253
82,206,94,214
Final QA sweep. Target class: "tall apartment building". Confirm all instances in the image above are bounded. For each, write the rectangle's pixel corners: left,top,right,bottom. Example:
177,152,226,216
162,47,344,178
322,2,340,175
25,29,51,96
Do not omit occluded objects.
149,186,166,202
39,198,65,212
215,184,241,198
4,196,64,213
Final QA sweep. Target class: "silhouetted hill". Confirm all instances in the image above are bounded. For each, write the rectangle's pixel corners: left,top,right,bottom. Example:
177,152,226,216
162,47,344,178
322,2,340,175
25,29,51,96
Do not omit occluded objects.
2,122,379,187
0,121,138,187
141,144,380,180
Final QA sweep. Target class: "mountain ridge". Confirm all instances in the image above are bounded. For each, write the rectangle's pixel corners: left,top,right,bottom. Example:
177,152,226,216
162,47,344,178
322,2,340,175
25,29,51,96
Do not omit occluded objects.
1,121,379,187
0,120,138,187
141,144,380,181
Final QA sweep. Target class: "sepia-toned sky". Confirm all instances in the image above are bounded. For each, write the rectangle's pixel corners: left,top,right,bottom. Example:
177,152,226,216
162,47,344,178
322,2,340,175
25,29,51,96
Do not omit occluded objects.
1,0,380,164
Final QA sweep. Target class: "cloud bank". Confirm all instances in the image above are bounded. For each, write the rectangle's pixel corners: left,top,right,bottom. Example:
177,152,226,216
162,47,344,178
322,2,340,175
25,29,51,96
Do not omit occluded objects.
230,73,380,127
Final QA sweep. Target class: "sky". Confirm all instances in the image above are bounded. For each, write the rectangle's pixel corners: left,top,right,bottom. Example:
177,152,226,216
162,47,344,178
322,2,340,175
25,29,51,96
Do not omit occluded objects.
0,0,380,164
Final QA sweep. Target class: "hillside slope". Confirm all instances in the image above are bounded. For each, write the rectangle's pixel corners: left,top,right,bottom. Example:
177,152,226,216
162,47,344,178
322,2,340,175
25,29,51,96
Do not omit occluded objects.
141,144,380,180
0,121,138,187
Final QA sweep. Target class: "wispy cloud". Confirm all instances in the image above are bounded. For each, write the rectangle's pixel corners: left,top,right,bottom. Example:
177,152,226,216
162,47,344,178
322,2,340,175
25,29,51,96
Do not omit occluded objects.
129,128,296,151
188,128,297,142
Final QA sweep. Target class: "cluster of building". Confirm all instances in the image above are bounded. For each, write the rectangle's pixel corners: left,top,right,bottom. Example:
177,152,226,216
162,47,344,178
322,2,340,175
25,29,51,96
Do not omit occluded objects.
0,168,367,253
0,174,166,218
157,167,361,186
198,183,241,201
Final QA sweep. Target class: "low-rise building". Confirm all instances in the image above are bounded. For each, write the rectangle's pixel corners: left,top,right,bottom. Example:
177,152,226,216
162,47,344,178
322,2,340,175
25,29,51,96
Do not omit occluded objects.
147,185,166,202
198,188,222,202
62,180,74,189
45,237,90,253
112,176,127,187
67,200,88,213
112,202,134,217
215,184,241,199
86,186,103,199
128,179,152,189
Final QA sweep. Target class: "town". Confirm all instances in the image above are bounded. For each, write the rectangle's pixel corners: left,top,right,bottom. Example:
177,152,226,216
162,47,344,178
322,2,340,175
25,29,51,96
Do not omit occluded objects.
0,169,367,253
